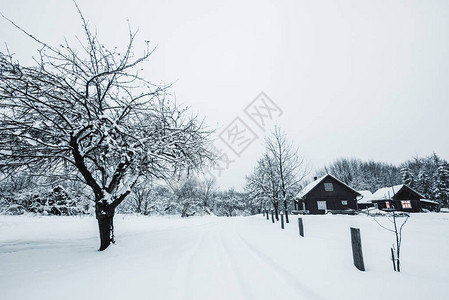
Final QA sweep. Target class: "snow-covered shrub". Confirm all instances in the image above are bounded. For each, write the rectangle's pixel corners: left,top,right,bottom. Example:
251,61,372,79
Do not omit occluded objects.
3,204,25,215
0,185,92,216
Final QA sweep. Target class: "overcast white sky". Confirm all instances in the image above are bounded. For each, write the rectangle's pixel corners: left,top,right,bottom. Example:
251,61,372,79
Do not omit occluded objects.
1,0,449,190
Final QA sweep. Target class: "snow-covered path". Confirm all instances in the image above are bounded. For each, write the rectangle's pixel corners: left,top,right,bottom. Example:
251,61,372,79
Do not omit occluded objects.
1,214,449,300
165,219,322,300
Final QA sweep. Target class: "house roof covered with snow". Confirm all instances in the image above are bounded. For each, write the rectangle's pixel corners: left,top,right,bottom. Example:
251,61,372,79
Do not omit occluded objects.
372,184,425,200
297,174,360,199
297,174,328,198
358,190,373,198
420,199,439,205
372,185,404,200
357,190,374,204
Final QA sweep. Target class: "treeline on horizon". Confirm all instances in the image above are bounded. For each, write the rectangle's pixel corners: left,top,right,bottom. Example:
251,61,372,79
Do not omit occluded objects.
314,152,449,206
1,153,448,217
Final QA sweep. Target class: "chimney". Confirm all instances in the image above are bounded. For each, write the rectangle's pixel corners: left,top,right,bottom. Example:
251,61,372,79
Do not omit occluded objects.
314,176,318,181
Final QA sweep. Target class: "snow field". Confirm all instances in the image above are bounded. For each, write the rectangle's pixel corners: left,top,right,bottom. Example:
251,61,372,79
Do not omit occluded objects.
0,213,448,300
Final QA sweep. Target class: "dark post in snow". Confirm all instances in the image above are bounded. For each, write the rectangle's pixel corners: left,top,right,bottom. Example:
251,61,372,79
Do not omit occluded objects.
263,210,265,217
281,213,284,229
271,210,275,223
350,227,365,271
391,247,397,272
266,210,269,220
298,217,304,237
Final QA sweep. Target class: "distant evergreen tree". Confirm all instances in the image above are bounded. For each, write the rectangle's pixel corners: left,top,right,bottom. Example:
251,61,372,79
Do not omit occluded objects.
401,167,414,187
433,162,449,207
416,172,431,199
400,153,447,201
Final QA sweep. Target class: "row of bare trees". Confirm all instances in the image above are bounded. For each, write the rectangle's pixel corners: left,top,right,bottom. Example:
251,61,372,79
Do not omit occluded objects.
119,175,249,218
246,126,309,222
316,158,402,193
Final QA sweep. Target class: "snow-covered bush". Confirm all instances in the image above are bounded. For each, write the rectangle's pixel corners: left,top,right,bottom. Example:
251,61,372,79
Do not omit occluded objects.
0,185,91,216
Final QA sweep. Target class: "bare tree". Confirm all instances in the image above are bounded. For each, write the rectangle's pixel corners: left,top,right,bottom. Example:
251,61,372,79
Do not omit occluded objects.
0,5,213,250
265,126,309,223
198,177,217,214
372,181,409,272
168,174,201,217
126,177,154,215
373,209,409,272
317,157,402,193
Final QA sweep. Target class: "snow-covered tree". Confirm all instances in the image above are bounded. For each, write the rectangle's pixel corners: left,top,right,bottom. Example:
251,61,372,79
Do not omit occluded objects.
245,186,268,215
401,167,414,187
246,153,282,220
416,172,431,199
246,127,308,221
118,177,156,215
265,126,309,223
400,153,446,201
433,162,449,207
198,177,217,214
169,175,202,217
0,7,213,250
214,189,245,217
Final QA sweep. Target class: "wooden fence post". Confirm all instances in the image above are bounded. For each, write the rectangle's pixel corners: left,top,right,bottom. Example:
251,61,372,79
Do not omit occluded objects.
266,210,269,220
271,210,275,223
298,217,304,237
281,213,284,229
350,227,365,271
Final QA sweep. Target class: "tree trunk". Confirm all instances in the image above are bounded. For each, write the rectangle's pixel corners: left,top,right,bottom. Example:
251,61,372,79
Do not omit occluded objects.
283,199,289,223
98,216,114,251
96,200,116,251
274,203,279,221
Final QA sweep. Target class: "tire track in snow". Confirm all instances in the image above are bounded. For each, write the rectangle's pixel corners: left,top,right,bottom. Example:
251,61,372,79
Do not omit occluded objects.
236,232,325,300
171,229,207,300
181,222,253,300
171,221,244,300
216,230,256,300
220,226,309,299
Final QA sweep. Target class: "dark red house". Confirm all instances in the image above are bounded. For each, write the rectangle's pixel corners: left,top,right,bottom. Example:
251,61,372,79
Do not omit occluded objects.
371,184,438,212
295,174,361,214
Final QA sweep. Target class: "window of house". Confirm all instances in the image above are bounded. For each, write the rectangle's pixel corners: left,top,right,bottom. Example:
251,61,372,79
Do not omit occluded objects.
324,183,334,191
317,201,327,210
386,201,390,209
341,200,348,205
401,200,412,209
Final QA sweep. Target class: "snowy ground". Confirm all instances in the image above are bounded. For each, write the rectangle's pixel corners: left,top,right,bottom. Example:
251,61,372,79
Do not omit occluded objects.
1,213,448,300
